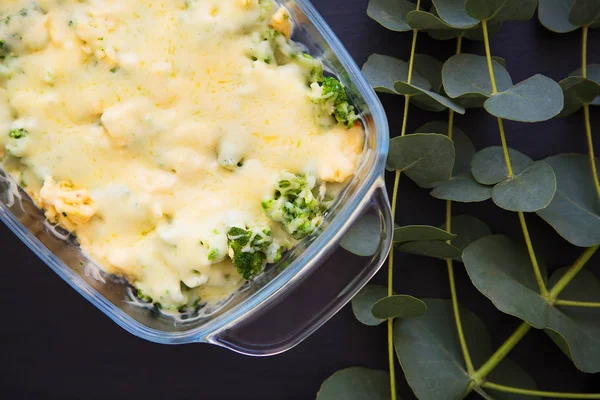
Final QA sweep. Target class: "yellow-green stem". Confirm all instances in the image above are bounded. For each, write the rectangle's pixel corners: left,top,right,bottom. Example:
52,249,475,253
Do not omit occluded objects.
482,20,547,297
550,245,599,299
387,3,421,399
580,25,600,202
482,382,600,399
584,105,600,201
518,212,548,297
445,34,474,376
472,322,531,383
555,300,600,308
582,25,588,79
387,170,401,400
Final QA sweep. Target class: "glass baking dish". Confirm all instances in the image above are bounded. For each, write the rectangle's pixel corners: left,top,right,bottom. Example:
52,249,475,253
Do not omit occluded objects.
0,0,392,355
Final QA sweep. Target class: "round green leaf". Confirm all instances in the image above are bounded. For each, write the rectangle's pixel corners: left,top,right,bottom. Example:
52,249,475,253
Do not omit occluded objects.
367,0,416,32
431,176,493,203
351,285,389,326
394,225,456,243
414,54,444,93
462,235,550,329
538,0,578,33
406,10,456,30
557,76,600,116
492,161,557,212
394,299,491,400
536,154,600,247
465,0,537,21
395,299,537,400
432,0,480,28
443,54,513,100
362,54,430,94
340,214,382,257
463,19,503,40
394,81,466,113
423,122,476,177
492,56,507,69
372,295,427,319
570,65,600,105
545,268,600,373
388,133,456,187
484,74,565,122
471,146,534,185
569,0,600,26
398,240,461,260
439,215,493,255
485,359,541,400
317,367,392,400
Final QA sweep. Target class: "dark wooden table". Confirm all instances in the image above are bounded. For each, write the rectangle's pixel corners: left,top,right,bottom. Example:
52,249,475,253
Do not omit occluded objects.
1,1,598,398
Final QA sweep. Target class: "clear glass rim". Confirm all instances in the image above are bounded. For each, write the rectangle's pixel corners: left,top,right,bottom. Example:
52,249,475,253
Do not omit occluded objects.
0,0,390,344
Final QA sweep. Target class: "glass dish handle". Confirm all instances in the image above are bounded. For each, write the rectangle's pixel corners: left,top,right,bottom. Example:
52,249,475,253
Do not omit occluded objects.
210,178,393,356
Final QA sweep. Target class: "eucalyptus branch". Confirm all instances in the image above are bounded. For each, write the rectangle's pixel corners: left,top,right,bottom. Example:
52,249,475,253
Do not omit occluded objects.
482,382,600,399
481,20,548,298
549,245,600,300
386,2,422,398
445,34,475,376
581,25,600,201
554,300,600,308
471,322,531,384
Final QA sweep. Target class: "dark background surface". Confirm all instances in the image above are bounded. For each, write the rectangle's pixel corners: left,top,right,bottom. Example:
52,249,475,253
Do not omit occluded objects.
1,1,599,399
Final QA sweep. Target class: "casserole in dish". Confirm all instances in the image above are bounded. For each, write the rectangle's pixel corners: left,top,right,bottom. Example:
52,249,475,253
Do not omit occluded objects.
0,0,392,355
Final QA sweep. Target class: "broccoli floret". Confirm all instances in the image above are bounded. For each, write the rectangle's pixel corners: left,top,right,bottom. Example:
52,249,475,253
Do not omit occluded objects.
293,53,324,83
261,172,332,240
227,226,282,280
309,77,359,128
8,128,28,139
136,288,153,303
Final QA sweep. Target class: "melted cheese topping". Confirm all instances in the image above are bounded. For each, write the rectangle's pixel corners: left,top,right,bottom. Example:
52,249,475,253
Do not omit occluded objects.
0,0,363,309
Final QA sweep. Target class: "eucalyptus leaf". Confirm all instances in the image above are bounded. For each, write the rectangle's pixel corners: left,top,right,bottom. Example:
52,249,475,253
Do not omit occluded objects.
484,75,565,122
431,176,493,203
352,285,389,326
463,19,503,40
388,133,456,187
429,28,463,41
569,0,600,27
545,268,600,373
471,147,534,185
362,54,430,94
557,76,600,117
316,367,392,400
465,0,537,21
492,161,557,212
485,359,541,400
395,299,537,400
406,10,456,30
538,0,578,33
414,54,444,93
367,0,416,32
462,235,549,329
492,56,507,69
416,121,476,177
536,154,600,247
394,81,466,113
394,225,456,243
372,295,427,319
443,54,513,100
432,0,480,28
439,215,492,254
341,214,382,257
394,299,490,400
398,240,461,260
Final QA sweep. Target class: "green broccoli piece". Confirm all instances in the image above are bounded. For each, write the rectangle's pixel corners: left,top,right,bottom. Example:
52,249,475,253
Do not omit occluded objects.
293,53,324,83
309,77,359,128
227,226,282,280
261,172,331,240
9,128,28,139
136,288,153,303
